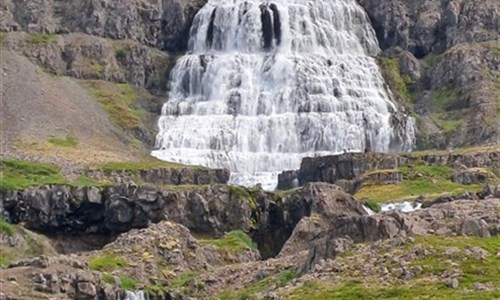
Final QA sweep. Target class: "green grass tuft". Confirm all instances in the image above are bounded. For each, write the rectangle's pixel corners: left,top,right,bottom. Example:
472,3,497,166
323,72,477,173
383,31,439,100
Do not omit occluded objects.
83,81,144,131
101,273,116,284
356,163,484,203
0,219,15,236
0,254,8,267
363,199,381,213
170,272,196,288
218,270,299,300
89,253,126,271
199,230,257,253
120,276,138,290
378,57,412,104
48,135,78,148
71,175,102,187
28,33,58,44
115,48,127,60
99,159,185,174
0,159,67,191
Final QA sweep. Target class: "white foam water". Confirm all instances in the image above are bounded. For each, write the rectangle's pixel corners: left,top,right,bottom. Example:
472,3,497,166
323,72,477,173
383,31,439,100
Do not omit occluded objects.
124,291,147,300
153,0,415,189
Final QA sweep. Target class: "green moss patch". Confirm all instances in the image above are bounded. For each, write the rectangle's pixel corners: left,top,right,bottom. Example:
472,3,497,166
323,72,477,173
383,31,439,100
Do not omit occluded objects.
120,276,138,290
28,33,58,44
0,159,67,191
48,135,78,148
99,159,185,174
89,253,126,271
363,199,381,213
0,219,15,236
378,57,412,104
218,270,299,300
82,80,145,131
409,236,500,289
355,163,483,203
170,272,196,288
199,230,257,253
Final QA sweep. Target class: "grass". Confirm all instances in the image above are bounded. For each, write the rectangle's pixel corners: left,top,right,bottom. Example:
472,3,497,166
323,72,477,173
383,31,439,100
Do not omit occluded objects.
430,113,464,134
99,159,185,174
199,230,257,253
229,185,258,211
409,236,500,289
432,88,468,112
287,280,499,299
0,159,67,191
0,226,55,267
115,48,127,60
170,272,196,288
289,234,500,300
410,145,498,157
82,80,145,131
71,175,102,187
89,253,126,271
28,33,58,44
0,219,15,236
355,164,484,203
218,270,299,300
101,273,116,284
493,46,500,57
47,135,78,148
363,199,381,213
0,254,8,267
120,276,138,290
378,57,412,104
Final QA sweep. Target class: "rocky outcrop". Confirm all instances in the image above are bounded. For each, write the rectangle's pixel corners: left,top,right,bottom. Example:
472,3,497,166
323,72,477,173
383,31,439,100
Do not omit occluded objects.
358,0,499,148
85,166,230,186
278,152,406,191
293,198,500,271
358,0,499,58
1,182,368,259
0,220,259,300
278,150,499,190
2,32,172,93
0,0,208,52
1,184,252,235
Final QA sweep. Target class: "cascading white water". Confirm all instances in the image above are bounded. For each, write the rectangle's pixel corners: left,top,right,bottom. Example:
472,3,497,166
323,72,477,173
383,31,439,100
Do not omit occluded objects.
152,0,415,189
124,291,147,300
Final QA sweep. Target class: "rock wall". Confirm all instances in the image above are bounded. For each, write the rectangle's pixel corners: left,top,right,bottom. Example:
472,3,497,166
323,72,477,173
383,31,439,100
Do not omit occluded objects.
278,150,500,190
0,182,367,258
0,0,208,52
357,0,499,57
357,0,499,148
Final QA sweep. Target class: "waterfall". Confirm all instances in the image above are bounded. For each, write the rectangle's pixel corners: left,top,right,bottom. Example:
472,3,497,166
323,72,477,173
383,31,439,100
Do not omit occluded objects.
152,0,415,189
124,291,147,300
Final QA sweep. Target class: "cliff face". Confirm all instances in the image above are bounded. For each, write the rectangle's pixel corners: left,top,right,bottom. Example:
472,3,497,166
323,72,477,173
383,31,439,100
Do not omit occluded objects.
358,0,499,148
0,0,207,52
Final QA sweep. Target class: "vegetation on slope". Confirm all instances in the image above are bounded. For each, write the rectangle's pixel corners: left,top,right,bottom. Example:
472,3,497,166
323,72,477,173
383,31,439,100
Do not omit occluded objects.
199,230,257,253
286,236,500,300
355,163,485,203
0,159,67,191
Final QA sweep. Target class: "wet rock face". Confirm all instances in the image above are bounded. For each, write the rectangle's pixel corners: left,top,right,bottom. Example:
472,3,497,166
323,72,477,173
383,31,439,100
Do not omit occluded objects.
0,0,208,52
357,0,499,57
